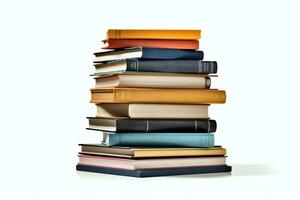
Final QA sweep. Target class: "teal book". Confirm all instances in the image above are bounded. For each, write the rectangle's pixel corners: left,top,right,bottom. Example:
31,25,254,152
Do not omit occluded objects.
102,133,214,147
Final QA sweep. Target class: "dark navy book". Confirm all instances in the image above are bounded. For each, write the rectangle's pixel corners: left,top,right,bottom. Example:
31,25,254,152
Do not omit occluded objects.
139,47,204,60
94,47,204,62
76,165,232,177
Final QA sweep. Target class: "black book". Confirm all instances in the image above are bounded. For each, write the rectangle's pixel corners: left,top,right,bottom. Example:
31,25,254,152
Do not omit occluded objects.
76,165,232,177
126,59,217,74
87,118,217,133
93,59,217,75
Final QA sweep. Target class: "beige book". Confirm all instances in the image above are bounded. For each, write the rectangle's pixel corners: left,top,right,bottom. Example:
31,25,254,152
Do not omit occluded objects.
94,74,210,89
96,103,209,119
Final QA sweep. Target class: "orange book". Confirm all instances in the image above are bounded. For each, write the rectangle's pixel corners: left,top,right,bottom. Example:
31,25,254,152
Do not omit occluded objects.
102,39,199,50
90,88,226,104
107,29,201,40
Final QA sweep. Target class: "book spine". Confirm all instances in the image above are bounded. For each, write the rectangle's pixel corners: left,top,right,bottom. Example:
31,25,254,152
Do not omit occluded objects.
116,119,217,133
107,29,201,40
103,39,199,50
104,133,214,147
139,165,232,177
76,164,232,177
126,59,217,74
141,48,204,60
91,89,226,104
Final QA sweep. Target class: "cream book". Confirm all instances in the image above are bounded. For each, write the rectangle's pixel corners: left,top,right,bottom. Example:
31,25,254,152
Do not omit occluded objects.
94,74,211,89
95,103,209,119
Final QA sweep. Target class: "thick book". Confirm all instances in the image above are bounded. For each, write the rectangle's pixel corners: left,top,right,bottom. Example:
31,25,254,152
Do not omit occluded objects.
93,59,217,75
79,144,227,158
76,164,232,177
87,118,216,133
78,154,226,170
94,74,211,89
90,88,226,104
106,29,201,40
102,39,199,50
96,104,209,119
94,47,204,62
102,133,214,147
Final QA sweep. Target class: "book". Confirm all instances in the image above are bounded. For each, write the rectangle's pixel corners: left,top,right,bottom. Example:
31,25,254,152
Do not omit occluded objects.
93,59,217,75
94,47,204,62
78,154,226,170
102,39,199,50
96,104,209,119
76,164,232,177
94,74,211,89
87,118,216,133
90,88,226,104
79,144,227,158
106,29,201,40
102,132,214,147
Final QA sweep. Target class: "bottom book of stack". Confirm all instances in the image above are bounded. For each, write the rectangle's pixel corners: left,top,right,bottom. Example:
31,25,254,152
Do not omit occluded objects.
76,144,232,177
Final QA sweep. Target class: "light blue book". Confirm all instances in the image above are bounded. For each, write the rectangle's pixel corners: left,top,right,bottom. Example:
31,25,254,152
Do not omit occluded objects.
102,133,214,147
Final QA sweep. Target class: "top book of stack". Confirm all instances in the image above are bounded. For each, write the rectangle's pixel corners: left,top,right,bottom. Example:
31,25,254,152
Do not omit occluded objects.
103,29,201,50
106,29,201,40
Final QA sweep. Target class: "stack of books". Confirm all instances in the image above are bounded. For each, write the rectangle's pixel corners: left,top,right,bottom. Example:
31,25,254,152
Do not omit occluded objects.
76,29,232,177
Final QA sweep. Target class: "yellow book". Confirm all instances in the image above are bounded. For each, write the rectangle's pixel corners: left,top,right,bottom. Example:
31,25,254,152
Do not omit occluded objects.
90,87,226,104
134,148,226,158
80,144,227,158
107,29,201,40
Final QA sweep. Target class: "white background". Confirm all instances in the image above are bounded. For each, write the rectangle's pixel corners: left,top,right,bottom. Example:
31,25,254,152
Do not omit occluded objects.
0,0,299,199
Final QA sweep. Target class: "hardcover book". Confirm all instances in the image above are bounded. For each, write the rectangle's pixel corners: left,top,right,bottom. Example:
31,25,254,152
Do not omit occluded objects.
95,104,210,119
76,164,232,177
79,144,227,158
106,29,201,40
94,47,204,62
93,59,217,75
87,118,216,133
102,132,214,147
94,74,211,89
78,154,227,170
102,39,199,50
90,88,226,104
